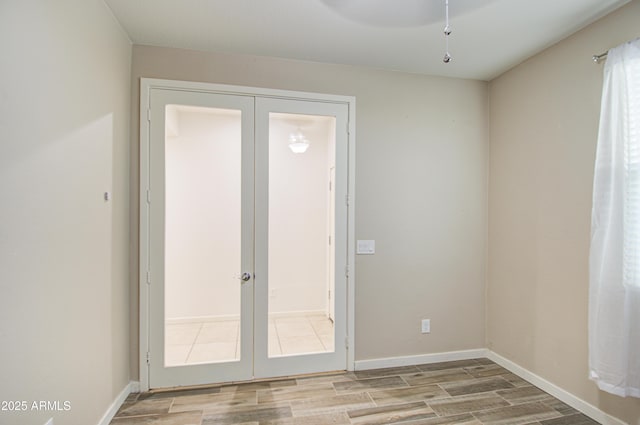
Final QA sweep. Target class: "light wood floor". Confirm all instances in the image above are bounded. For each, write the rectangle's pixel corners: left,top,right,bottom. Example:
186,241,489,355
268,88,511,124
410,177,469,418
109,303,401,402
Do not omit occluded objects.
110,358,600,425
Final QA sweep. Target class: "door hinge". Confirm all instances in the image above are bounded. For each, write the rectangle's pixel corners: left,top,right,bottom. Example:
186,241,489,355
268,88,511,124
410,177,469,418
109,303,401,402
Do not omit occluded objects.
328,289,331,300
146,271,151,285
344,265,349,278
345,337,349,350
146,190,151,204
345,194,350,206
346,121,350,136
146,351,151,365
147,108,151,122
328,235,332,245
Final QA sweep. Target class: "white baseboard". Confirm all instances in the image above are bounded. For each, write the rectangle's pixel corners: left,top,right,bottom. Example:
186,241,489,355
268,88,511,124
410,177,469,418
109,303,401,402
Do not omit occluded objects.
267,310,327,319
97,381,140,425
354,349,489,371
166,315,240,325
166,310,328,325
486,351,626,425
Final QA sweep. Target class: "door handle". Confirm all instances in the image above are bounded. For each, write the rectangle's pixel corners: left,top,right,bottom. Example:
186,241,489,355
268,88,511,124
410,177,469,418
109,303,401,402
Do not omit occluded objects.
240,272,252,282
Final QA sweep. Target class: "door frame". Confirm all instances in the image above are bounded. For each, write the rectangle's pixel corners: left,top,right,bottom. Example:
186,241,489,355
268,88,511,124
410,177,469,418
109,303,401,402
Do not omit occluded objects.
138,78,356,391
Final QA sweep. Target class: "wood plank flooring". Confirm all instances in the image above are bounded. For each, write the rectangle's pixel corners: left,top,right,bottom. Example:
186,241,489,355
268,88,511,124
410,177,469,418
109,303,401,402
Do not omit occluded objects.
110,358,601,425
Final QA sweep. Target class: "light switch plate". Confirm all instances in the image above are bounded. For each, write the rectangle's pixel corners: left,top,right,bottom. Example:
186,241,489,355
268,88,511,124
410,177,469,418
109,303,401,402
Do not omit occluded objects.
357,240,375,255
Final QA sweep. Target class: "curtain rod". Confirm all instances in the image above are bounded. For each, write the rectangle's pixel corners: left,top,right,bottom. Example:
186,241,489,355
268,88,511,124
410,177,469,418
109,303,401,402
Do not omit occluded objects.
593,38,640,64
592,51,608,64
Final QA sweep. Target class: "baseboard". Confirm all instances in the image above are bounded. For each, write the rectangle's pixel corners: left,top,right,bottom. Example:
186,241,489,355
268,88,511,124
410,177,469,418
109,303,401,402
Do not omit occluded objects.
166,315,240,325
486,351,626,425
166,310,328,325
267,310,327,319
354,348,489,371
97,381,140,425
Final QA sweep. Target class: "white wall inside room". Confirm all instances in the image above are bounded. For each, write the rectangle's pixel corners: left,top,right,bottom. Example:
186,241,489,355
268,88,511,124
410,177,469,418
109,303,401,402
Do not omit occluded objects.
165,105,242,321
268,113,336,315
165,107,336,320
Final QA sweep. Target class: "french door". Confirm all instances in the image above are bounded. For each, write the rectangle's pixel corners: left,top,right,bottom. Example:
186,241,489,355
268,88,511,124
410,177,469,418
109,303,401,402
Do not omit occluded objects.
142,83,350,389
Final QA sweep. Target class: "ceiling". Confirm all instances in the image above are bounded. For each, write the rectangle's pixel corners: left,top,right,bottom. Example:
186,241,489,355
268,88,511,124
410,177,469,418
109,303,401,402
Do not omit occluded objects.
105,0,630,81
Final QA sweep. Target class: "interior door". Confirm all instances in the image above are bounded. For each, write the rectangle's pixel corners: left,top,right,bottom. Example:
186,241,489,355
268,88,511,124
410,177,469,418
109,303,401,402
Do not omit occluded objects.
254,97,349,378
147,88,255,388
145,87,349,388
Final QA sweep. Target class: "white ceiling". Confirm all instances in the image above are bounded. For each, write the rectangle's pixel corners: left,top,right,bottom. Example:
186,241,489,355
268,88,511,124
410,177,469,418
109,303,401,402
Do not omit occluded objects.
105,0,630,81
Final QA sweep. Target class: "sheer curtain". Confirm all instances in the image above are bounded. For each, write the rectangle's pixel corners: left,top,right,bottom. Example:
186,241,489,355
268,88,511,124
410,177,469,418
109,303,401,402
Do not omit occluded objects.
589,37,640,398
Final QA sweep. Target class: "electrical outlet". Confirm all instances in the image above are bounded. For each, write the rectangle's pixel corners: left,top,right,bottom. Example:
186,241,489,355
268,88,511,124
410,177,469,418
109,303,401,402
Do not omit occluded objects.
421,319,431,334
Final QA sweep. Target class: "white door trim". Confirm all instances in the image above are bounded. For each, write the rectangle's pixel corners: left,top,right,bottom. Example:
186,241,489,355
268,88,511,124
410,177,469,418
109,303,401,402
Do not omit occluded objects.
138,78,356,391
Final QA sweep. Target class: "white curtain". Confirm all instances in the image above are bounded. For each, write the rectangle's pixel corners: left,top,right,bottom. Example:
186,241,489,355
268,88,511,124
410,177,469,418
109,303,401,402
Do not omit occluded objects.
589,37,640,398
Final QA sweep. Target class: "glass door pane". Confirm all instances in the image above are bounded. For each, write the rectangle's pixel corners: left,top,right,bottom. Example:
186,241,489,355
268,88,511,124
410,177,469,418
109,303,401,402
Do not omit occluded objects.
164,105,242,366
267,113,336,358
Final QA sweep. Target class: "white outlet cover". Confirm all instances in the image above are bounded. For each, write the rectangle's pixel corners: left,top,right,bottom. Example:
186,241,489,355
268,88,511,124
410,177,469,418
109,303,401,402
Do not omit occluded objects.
421,319,431,333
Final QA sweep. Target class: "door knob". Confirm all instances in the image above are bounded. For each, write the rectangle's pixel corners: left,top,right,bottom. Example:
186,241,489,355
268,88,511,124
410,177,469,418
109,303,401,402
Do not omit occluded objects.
240,272,252,282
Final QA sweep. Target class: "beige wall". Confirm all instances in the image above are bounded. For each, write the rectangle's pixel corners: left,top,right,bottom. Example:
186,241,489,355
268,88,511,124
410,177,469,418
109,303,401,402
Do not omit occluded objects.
0,1,132,424
130,46,489,376
488,1,640,423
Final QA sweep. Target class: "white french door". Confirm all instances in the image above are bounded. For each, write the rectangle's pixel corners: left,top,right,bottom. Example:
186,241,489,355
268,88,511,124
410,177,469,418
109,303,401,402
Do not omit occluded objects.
254,97,349,379
142,82,351,389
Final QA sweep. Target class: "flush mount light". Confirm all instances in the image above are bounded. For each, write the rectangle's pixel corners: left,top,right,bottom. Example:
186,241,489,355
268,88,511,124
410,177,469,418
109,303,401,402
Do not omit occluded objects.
288,129,310,153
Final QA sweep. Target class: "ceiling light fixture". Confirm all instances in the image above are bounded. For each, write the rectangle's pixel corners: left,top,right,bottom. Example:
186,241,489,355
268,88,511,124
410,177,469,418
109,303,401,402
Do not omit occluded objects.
288,129,310,153
443,0,452,63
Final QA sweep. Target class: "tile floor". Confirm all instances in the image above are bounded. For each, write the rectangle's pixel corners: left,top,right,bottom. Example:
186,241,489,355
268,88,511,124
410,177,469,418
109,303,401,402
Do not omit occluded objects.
111,358,601,425
166,313,335,366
